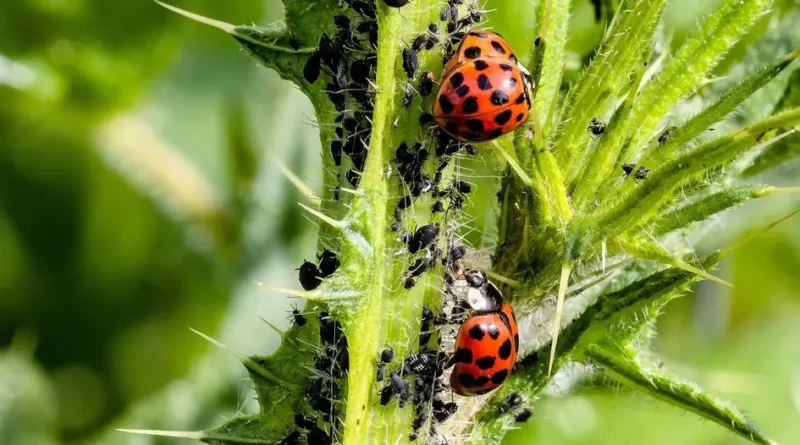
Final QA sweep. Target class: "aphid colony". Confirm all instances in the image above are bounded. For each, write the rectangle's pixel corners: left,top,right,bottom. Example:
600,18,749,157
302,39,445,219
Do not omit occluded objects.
284,1,536,443
277,311,349,445
303,0,381,192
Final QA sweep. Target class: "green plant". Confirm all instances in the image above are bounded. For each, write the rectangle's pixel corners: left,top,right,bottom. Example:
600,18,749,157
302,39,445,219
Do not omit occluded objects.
124,0,800,444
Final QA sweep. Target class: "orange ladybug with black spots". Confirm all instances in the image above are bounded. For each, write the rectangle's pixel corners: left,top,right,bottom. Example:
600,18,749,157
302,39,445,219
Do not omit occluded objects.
450,302,519,396
434,30,533,142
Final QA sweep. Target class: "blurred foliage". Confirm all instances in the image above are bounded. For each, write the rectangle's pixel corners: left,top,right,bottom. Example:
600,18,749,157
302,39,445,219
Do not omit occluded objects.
0,0,798,444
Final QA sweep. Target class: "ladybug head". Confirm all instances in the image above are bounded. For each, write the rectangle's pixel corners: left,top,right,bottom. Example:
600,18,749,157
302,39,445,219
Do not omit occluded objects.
445,268,505,313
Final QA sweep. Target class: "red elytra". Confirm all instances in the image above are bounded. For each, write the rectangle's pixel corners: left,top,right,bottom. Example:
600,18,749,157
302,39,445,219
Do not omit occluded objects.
443,30,518,75
434,30,532,142
450,302,519,396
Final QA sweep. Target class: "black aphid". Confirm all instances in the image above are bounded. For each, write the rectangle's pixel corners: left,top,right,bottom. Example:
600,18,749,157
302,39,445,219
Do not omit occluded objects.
318,249,341,278
330,139,343,166
346,169,361,187
402,48,419,78
381,346,395,363
432,399,458,422
403,82,414,108
408,258,429,277
514,408,533,423
588,117,606,136
289,306,307,327
658,125,677,143
303,52,321,84
298,260,322,290
294,413,317,431
445,244,466,266
622,163,650,180
307,426,332,445
419,71,434,96
499,393,523,413
408,224,439,254
383,0,410,7
454,180,472,194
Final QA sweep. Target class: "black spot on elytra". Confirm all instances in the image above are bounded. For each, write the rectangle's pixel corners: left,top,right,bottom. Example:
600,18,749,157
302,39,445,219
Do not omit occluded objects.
488,128,504,139
476,356,496,370
439,95,454,114
466,119,485,133
494,110,512,125
458,373,476,387
445,121,459,134
506,77,517,88
498,339,512,359
515,93,526,104
491,40,506,54
486,324,500,339
456,85,470,97
514,333,520,352
474,60,489,71
464,46,481,59
477,74,493,90
454,348,474,364
498,312,513,332
449,72,464,87
491,90,509,105
516,113,524,122
468,324,485,340
474,376,490,386
469,31,489,38
491,369,509,384
462,97,479,114
499,63,513,72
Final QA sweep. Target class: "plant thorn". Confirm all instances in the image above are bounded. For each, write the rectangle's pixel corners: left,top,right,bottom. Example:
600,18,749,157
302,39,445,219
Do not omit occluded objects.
548,262,573,376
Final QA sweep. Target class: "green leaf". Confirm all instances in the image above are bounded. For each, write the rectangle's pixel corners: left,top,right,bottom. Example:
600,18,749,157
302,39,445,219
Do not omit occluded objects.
648,48,800,167
742,67,800,176
202,415,282,444
650,185,776,235
554,0,666,182
609,236,730,287
590,107,800,241
585,344,778,445
529,0,571,140
574,0,774,209
621,0,773,162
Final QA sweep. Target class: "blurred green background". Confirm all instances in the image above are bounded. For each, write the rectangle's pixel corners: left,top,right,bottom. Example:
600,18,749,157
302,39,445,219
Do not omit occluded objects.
0,1,798,444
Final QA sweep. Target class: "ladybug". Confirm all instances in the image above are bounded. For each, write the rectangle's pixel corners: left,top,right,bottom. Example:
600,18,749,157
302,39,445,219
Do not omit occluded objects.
449,301,519,396
434,31,533,142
